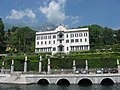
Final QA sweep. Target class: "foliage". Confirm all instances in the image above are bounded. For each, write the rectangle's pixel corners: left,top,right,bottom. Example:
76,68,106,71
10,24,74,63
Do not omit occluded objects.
6,26,36,53
1,52,119,71
79,24,117,49
0,18,5,53
0,17,119,53
0,18,120,71
114,29,120,43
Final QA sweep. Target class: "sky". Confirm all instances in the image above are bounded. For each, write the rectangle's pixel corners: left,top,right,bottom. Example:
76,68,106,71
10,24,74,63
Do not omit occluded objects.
0,0,120,29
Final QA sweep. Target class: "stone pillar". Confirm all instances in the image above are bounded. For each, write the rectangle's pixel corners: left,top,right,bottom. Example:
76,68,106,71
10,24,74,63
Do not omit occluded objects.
1,61,4,73
11,59,14,73
85,60,88,71
24,56,27,73
73,60,76,72
47,58,50,74
117,59,120,73
39,55,42,73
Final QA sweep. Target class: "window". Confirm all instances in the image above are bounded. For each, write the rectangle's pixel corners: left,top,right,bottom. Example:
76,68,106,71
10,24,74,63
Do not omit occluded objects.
70,34,74,37
84,33,87,37
75,47,79,50
66,34,68,38
71,39,74,43
58,32,64,38
80,46,83,50
45,41,47,44
75,39,79,42
45,48,47,52
53,47,56,51
80,39,82,42
67,47,69,51
37,37,40,40
48,48,51,51
49,41,51,44
84,46,88,50
86,33,87,36
44,36,47,39
84,33,86,37
41,36,43,40
66,40,69,43
48,36,51,39
37,42,39,45
41,41,43,45
75,33,78,37
60,40,62,43
79,33,83,37
53,35,56,39
41,48,43,52
71,46,74,50
53,40,55,44
85,38,87,42
75,34,77,37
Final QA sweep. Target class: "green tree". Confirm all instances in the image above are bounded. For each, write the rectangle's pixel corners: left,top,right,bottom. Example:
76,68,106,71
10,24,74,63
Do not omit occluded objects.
89,24,104,48
103,27,114,45
0,18,4,36
78,24,116,49
7,27,35,53
0,18,5,53
114,29,120,44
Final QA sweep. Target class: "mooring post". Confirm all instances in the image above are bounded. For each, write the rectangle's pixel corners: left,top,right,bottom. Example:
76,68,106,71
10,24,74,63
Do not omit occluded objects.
24,56,27,73
11,59,14,73
39,55,42,73
47,58,51,74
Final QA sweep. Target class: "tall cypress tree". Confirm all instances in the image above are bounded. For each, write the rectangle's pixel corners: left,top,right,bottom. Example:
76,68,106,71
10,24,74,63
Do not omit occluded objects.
0,18,5,53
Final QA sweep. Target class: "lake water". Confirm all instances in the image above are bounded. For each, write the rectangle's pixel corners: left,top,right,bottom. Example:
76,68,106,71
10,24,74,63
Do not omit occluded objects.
0,84,120,90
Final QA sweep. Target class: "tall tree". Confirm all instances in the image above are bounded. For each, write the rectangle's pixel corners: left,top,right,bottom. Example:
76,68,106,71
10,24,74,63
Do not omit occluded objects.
7,27,35,53
0,18,5,53
78,24,116,49
114,29,120,44
0,18,4,36
89,24,104,48
103,27,114,45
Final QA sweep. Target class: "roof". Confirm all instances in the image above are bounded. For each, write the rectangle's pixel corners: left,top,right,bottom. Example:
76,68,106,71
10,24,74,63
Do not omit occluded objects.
36,25,89,35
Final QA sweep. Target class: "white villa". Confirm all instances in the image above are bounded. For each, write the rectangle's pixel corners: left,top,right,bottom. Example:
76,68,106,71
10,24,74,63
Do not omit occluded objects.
35,25,90,55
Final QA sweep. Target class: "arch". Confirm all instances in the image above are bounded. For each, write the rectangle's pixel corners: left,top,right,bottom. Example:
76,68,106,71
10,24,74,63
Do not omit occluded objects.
57,79,70,85
37,79,49,85
100,78,114,85
78,78,93,86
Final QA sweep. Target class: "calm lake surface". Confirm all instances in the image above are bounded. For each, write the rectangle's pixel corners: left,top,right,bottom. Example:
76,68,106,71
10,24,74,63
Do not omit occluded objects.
0,84,120,90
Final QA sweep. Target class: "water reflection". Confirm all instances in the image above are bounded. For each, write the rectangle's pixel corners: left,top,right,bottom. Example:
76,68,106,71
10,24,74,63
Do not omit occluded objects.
0,84,120,90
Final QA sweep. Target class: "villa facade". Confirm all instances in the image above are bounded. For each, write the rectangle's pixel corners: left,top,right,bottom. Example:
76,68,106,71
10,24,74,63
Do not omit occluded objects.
35,25,90,55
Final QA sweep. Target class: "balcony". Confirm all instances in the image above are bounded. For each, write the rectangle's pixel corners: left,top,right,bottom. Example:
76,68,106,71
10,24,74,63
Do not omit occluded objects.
57,32,64,40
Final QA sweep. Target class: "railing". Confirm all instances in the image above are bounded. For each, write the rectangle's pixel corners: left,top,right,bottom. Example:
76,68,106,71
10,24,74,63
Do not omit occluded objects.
57,37,64,40
51,69,74,74
22,71,46,75
10,72,22,77
0,68,118,75
0,69,10,74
